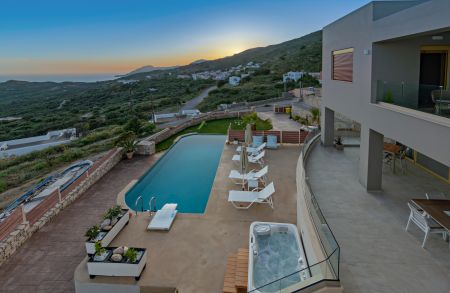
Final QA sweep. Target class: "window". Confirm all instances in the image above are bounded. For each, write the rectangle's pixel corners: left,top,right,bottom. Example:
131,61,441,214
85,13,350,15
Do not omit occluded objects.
332,48,354,82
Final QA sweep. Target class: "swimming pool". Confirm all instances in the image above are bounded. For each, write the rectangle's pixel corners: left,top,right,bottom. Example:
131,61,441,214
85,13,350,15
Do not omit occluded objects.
125,134,226,213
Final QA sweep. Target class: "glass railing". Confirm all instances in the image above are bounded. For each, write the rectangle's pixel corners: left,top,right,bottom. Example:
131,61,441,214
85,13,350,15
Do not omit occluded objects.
375,80,450,118
249,131,341,292
248,249,339,292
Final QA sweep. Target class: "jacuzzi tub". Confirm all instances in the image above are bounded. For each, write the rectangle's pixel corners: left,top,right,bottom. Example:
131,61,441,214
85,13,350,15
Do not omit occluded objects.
248,222,310,292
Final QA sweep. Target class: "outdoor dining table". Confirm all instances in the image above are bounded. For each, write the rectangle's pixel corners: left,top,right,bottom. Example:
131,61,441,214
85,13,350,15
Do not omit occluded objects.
383,143,402,173
411,199,450,231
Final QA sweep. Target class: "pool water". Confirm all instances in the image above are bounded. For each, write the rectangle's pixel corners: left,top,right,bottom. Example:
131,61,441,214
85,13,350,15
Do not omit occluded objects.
125,134,225,213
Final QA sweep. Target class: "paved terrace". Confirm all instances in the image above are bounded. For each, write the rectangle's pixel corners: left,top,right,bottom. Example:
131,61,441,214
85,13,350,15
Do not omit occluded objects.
307,145,450,293
75,143,301,292
0,154,162,293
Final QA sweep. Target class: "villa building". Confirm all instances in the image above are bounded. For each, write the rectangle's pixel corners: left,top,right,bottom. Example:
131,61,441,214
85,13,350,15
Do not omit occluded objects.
321,0,450,190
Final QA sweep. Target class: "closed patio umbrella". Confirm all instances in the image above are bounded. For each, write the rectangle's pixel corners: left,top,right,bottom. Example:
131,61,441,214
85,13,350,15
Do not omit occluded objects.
245,123,253,147
240,145,248,189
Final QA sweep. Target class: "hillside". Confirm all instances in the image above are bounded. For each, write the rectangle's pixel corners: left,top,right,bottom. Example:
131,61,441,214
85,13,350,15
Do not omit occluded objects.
0,30,322,140
125,30,322,80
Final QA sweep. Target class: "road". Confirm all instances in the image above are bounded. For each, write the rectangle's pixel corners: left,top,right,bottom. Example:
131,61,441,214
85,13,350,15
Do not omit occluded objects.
181,85,217,111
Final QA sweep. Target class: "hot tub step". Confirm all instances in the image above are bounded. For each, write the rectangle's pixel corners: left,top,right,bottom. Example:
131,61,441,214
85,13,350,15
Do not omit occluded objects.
223,254,237,293
235,248,249,289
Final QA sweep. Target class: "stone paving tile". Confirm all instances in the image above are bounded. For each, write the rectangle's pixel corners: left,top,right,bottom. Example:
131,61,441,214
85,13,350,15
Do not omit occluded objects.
0,155,158,293
307,146,450,293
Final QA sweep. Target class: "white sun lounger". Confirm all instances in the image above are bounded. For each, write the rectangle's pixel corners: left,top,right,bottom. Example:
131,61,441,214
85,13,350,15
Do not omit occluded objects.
229,165,269,185
228,182,275,209
232,151,265,165
147,203,178,231
236,143,266,155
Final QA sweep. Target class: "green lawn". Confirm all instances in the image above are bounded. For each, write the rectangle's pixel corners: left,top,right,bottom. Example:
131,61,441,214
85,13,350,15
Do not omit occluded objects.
156,117,272,152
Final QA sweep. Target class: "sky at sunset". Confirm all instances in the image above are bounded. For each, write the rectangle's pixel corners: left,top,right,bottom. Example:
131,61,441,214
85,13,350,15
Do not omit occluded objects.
0,0,369,77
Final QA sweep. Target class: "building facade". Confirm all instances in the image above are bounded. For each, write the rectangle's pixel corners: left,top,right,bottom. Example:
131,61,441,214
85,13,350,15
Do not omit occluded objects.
321,0,450,190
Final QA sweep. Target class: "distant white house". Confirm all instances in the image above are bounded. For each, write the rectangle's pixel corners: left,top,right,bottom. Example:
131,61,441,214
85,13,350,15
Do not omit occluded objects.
241,73,250,79
283,71,304,83
177,74,191,79
0,128,76,157
181,109,201,117
229,76,241,86
117,79,138,85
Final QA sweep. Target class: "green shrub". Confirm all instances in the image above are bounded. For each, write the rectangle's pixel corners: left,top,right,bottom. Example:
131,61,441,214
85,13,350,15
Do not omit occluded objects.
383,90,394,103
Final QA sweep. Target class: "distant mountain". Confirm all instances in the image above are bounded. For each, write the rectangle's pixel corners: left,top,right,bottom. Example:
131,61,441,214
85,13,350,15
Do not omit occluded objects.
190,59,208,65
179,30,322,74
126,30,322,80
124,65,179,76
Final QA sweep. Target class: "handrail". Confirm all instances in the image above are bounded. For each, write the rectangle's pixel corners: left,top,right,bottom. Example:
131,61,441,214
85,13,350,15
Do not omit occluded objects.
134,195,144,215
149,196,157,214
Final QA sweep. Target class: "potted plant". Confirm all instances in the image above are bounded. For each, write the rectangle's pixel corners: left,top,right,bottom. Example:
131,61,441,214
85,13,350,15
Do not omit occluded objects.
87,246,147,280
85,206,130,254
85,225,107,254
334,136,344,150
93,241,111,262
115,131,137,159
383,90,394,103
124,247,138,263
103,205,123,224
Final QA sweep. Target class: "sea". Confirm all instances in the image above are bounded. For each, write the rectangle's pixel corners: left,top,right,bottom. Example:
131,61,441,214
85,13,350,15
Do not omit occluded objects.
0,74,121,83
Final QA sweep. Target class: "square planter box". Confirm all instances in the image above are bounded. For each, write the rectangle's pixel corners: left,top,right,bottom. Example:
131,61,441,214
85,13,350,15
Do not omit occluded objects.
87,248,147,280
85,209,129,254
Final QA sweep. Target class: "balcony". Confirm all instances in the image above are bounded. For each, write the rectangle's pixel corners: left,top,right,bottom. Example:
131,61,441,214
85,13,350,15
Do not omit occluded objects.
375,80,450,118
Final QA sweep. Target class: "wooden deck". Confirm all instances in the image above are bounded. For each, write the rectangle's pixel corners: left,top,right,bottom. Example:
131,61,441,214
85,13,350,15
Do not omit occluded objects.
223,248,249,293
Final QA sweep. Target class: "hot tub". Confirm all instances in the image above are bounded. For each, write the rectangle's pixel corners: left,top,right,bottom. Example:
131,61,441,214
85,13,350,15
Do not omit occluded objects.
248,222,310,292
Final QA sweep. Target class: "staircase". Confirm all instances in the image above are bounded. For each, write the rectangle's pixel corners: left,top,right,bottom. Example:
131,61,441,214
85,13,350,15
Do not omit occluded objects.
223,248,249,293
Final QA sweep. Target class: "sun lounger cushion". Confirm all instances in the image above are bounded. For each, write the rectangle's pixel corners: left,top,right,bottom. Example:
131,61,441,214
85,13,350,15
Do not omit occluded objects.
266,135,278,149
252,136,264,148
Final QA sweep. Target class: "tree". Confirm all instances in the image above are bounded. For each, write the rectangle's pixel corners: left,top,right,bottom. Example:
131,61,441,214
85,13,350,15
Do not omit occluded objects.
300,73,320,88
124,117,143,136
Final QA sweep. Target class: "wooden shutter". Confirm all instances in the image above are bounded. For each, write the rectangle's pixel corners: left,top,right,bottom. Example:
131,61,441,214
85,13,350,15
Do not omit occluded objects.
332,48,354,82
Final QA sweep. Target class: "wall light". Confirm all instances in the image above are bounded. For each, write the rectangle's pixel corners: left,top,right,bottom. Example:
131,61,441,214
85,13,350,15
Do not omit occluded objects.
432,35,444,41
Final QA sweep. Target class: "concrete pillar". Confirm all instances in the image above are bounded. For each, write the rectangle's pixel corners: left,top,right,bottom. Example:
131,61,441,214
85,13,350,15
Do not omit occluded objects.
321,107,335,146
359,126,384,191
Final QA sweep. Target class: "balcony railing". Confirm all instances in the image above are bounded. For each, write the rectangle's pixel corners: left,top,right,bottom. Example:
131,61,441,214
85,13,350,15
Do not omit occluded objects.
375,80,450,118
249,130,341,292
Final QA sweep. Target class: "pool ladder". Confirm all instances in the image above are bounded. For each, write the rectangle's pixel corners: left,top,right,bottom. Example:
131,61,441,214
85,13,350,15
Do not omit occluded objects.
134,196,144,216
134,195,157,216
149,196,157,216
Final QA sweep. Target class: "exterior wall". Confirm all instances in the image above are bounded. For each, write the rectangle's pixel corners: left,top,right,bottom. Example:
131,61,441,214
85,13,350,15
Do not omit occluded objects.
0,148,123,266
322,0,450,179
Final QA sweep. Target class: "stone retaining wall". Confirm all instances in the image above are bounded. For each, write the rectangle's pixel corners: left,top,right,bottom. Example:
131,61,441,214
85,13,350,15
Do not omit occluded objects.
0,148,123,266
136,110,252,155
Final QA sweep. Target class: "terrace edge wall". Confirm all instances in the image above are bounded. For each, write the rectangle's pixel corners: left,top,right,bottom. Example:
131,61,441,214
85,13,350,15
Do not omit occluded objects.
0,148,123,266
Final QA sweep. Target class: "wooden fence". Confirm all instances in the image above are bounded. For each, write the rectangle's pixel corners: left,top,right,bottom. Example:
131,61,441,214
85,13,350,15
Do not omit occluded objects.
0,208,23,241
228,129,308,145
0,148,119,242
26,189,60,225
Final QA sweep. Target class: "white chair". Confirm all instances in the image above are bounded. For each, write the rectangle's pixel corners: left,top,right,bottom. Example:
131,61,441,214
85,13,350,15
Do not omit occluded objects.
232,151,265,165
228,182,275,209
228,165,268,185
147,203,178,231
405,202,447,248
236,143,266,155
